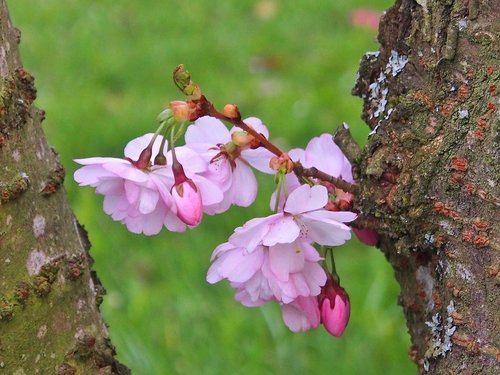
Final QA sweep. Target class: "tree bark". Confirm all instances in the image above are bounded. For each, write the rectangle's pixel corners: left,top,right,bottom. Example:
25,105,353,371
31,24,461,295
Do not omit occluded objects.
0,1,130,374
350,0,499,373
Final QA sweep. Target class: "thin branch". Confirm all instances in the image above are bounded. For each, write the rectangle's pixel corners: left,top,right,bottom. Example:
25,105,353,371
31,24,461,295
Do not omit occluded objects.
207,105,284,157
293,161,359,194
333,123,362,164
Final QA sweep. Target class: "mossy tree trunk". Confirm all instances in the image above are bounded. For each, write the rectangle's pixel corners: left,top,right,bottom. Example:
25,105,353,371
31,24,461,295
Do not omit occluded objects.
0,1,130,374
348,0,499,373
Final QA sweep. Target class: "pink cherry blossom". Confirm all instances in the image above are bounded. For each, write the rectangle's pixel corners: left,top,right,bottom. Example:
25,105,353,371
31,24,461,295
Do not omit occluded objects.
229,184,356,253
281,296,321,332
289,133,353,183
207,240,326,305
184,116,274,214
74,134,224,235
271,133,354,211
319,274,350,337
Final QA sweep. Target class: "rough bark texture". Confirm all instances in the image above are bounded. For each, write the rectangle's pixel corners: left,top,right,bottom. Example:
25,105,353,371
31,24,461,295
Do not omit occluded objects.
350,0,499,373
0,1,130,374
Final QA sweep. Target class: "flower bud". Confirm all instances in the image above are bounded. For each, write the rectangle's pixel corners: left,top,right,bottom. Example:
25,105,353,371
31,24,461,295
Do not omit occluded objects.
336,190,354,211
172,179,203,226
223,104,241,120
231,131,252,148
269,153,294,174
352,227,379,246
173,65,202,100
169,100,192,121
319,274,350,337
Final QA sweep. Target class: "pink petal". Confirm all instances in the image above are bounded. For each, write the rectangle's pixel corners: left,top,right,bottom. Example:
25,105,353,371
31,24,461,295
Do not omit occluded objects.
230,159,258,207
163,209,187,232
124,180,140,204
185,116,230,145
95,179,123,195
192,175,224,206
298,214,352,246
300,262,327,296
202,193,232,215
123,133,168,161
208,246,264,284
302,210,357,223
102,162,149,183
234,288,268,307
268,243,305,281
240,147,274,174
74,165,117,186
269,173,301,212
288,148,305,162
230,214,280,253
303,134,344,177
284,184,328,215
141,204,168,236
281,296,320,332
168,146,207,174
74,157,128,166
240,117,270,138
103,194,128,216
138,188,160,214
262,216,300,247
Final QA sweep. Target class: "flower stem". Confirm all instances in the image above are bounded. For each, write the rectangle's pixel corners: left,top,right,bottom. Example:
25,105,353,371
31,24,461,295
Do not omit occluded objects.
208,105,284,157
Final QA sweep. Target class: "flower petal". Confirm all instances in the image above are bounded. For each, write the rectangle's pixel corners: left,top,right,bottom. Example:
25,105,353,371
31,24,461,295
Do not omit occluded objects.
230,159,258,207
262,216,300,247
284,184,328,215
185,116,230,145
268,242,305,281
281,296,320,332
298,213,353,246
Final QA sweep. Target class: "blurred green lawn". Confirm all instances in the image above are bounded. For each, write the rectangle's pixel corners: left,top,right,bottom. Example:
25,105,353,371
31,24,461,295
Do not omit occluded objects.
10,1,414,374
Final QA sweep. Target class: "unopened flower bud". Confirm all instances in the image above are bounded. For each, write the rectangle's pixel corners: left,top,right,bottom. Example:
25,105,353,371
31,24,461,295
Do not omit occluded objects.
172,179,203,226
319,274,350,337
223,104,241,120
173,65,203,100
269,153,294,173
231,131,252,148
353,227,379,246
324,201,339,211
336,190,354,211
169,101,192,121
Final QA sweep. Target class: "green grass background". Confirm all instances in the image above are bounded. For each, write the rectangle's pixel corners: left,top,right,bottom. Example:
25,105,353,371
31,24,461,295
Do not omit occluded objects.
10,1,414,374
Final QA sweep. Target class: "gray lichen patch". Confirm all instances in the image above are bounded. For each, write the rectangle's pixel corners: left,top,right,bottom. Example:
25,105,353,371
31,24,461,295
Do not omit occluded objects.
26,249,48,276
423,301,457,371
32,215,46,238
416,266,436,312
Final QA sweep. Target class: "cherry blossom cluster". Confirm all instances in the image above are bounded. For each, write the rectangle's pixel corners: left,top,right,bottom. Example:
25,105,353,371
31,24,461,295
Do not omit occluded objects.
74,65,378,337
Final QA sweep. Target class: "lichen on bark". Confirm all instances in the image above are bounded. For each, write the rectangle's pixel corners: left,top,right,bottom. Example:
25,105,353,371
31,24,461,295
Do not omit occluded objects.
0,1,130,373
350,0,499,373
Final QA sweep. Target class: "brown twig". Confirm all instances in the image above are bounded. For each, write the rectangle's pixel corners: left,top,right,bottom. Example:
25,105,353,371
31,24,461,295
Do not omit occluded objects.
293,162,359,194
207,105,284,157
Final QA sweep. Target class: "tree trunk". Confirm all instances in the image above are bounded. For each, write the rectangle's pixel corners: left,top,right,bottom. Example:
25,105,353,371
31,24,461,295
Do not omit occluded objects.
349,0,499,373
0,1,130,374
